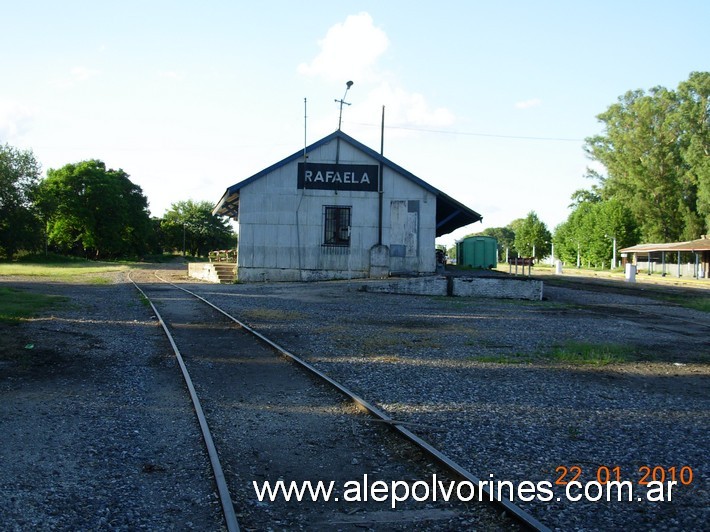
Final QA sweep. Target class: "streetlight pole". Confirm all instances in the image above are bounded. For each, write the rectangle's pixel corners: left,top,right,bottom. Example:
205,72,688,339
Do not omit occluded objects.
335,81,354,130
606,234,617,269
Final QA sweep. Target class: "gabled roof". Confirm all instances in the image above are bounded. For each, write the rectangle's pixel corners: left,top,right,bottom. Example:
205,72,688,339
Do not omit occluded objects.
213,130,482,236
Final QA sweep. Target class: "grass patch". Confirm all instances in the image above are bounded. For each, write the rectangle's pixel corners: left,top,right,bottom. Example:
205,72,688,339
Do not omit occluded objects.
655,294,710,313
473,342,637,366
0,261,129,279
0,287,67,324
549,341,635,365
680,297,710,312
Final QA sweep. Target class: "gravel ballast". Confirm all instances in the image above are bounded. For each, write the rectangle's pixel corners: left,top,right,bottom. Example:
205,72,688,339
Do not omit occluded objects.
0,272,221,530
182,272,708,530
1,267,708,530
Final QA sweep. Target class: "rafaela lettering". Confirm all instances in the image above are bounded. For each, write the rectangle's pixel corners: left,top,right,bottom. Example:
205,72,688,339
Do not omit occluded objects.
297,163,379,192
304,170,371,185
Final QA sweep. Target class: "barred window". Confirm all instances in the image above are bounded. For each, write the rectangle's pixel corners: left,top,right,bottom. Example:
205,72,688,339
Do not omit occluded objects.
323,206,351,246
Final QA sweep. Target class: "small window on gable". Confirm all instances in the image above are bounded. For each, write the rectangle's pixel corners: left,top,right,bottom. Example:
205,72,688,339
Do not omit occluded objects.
323,206,351,247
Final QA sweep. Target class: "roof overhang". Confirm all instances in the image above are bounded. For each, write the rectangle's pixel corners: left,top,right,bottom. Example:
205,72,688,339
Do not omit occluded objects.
213,189,239,218
619,238,710,254
434,191,482,237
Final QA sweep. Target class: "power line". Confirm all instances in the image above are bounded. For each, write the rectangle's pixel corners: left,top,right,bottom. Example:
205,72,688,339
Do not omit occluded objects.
350,122,584,142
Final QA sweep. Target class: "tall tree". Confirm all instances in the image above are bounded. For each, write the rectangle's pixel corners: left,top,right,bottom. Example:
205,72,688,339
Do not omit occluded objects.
677,72,710,233
36,160,153,258
514,211,551,260
0,144,43,259
585,72,710,241
554,197,638,267
160,200,235,257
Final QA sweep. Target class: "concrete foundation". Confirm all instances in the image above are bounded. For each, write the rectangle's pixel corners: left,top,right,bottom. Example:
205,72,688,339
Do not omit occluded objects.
187,263,220,283
361,275,543,301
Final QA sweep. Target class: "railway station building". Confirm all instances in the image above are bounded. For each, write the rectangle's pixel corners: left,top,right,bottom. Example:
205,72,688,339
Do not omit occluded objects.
212,130,482,282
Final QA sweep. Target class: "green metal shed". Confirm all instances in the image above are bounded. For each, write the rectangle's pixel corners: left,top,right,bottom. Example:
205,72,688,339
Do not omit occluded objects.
456,235,498,269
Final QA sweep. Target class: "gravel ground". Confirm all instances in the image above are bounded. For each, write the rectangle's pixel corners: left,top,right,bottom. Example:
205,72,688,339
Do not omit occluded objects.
135,277,516,530
0,271,222,530
1,267,708,530
178,271,709,531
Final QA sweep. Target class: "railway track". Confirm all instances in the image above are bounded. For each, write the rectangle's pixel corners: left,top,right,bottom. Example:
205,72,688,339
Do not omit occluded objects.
128,271,550,531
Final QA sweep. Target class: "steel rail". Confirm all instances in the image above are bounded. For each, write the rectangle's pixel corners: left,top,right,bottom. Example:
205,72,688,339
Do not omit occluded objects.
128,272,239,532
154,273,550,532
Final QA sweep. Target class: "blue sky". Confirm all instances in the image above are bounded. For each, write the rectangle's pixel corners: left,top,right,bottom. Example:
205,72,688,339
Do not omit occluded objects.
2,1,708,246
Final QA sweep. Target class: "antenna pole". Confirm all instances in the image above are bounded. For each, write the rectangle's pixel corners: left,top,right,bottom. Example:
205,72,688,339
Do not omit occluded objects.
380,105,385,155
303,97,307,159
378,105,384,245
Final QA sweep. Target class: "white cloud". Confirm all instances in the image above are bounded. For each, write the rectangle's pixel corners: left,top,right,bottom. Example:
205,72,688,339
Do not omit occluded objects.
515,98,542,109
360,83,455,128
52,66,100,88
71,66,98,82
0,100,37,140
158,70,186,81
297,12,389,83
300,13,455,133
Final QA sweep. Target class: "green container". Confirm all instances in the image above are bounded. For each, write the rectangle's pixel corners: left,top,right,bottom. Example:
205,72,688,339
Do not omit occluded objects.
457,236,498,269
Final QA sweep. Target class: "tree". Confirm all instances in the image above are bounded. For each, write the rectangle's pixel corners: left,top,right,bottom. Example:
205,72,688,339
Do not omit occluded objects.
554,196,639,268
514,211,551,260
585,72,710,241
160,200,235,257
36,160,153,259
677,72,710,233
0,144,43,259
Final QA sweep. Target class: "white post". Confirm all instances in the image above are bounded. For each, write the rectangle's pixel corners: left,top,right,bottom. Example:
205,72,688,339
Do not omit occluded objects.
625,263,636,282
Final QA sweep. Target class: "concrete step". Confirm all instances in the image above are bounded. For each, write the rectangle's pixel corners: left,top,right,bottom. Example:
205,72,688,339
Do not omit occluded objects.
212,263,236,284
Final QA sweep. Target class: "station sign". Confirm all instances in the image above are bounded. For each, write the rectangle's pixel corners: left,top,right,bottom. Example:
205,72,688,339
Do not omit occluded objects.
297,163,379,192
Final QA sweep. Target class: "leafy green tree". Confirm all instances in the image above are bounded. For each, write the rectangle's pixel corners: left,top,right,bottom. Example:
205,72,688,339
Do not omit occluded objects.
677,72,710,233
585,72,710,241
552,217,579,266
554,197,639,268
160,200,235,257
36,160,153,258
514,211,551,260
0,144,43,259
